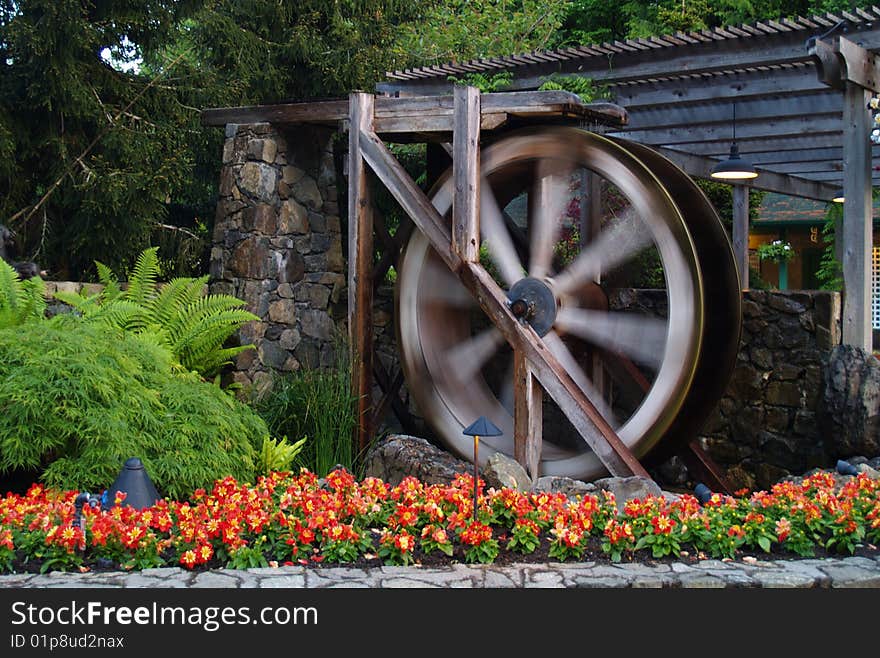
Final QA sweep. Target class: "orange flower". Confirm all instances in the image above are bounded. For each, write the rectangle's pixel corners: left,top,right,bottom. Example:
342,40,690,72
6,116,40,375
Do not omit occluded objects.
651,515,676,535
180,550,197,568
775,518,791,542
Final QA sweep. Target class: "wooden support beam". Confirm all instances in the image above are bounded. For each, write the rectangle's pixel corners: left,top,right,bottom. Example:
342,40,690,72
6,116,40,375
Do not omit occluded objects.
732,185,749,289
513,350,542,480
652,145,839,200
841,81,873,350
347,93,375,453
453,86,481,263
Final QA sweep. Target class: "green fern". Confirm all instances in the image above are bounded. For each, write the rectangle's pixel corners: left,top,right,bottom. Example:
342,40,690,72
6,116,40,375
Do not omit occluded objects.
0,259,47,328
51,247,258,378
258,435,308,474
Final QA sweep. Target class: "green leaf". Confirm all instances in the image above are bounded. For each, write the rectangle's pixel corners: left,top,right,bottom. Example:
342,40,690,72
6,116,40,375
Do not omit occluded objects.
757,536,771,553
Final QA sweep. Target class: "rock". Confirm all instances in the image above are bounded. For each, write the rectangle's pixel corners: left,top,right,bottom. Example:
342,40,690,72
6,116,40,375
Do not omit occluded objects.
238,162,277,202
268,299,297,324
482,453,531,491
767,294,806,315
294,283,330,309
363,435,472,487
592,476,663,513
300,309,335,340
291,176,322,210
857,464,880,480
229,237,272,279
531,476,597,499
279,329,301,351
819,345,880,457
247,138,277,163
278,199,309,234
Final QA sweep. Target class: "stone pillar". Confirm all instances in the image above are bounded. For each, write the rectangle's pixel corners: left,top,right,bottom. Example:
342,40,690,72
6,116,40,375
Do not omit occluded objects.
210,123,345,392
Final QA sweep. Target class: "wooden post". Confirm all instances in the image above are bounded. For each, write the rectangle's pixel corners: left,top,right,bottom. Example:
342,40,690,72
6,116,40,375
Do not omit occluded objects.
348,92,375,453
513,350,542,480
842,81,873,351
732,184,749,290
453,86,481,263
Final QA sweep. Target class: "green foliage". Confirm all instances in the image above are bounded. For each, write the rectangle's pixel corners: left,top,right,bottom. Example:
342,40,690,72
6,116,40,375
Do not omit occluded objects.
0,0,217,278
253,347,357,477
0,259,46,328
392,1,569,68
53,247,258,377
258,436,308,475
538,75,606,102
448,72,513,93
817,203,843,291
0,316,267,499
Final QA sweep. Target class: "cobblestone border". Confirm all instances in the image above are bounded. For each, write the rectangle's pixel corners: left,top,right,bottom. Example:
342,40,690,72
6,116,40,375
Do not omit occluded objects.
2,555,878,588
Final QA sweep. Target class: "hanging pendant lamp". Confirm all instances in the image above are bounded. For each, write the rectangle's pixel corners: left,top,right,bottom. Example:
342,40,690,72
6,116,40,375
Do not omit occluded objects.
711,101,758,181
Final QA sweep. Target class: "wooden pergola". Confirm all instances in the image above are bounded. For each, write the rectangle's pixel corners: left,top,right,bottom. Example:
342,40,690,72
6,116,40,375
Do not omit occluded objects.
378,8,880,352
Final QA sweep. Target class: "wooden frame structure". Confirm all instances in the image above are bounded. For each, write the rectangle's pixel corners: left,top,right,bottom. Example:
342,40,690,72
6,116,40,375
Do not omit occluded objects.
344,88,653,479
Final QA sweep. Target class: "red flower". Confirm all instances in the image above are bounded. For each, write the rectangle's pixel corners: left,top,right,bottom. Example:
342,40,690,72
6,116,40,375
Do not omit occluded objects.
651,515,676,535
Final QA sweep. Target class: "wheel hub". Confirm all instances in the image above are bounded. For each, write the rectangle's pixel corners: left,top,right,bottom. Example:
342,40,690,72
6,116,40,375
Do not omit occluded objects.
507,277,556,336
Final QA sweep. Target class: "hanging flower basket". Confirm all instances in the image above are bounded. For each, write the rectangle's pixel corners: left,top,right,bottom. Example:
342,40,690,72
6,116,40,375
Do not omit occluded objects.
757,239,795,264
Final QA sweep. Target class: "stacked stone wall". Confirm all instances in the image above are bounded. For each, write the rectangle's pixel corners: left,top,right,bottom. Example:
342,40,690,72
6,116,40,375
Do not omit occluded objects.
209,123,346,392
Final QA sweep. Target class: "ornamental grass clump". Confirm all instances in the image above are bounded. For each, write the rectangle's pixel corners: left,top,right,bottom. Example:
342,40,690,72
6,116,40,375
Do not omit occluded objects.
1,468,878,574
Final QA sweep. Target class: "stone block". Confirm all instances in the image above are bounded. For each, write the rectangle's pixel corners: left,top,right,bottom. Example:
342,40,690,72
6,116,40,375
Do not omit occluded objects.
238,162,278,202
268,299,297,324
300,309,335,340
766,381,801,407
278,250,305,284
242,204,276,234
229,237,273,279
291,176,322,210
279,329,302,351
282,166,305,185
767,293,806,315
247,138,277,163
294,283,331,308
278,199,309,234
259,340,289,370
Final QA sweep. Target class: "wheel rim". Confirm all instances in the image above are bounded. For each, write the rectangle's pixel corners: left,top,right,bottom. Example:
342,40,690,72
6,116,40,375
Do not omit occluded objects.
396,127,705,480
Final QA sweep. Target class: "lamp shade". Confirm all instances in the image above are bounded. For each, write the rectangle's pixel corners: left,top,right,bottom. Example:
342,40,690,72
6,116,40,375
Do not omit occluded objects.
710,143,758,180
105,457,160,510
462,416,503,437
832,189,845,203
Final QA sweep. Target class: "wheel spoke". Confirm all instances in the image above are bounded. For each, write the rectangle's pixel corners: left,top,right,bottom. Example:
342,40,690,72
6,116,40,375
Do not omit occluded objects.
553,207,652,295
529,161,570,279
543,331,617,427
445,327,505,380
498,358,515,415
480,178,526,287
555,307,667,370
420,261,475,308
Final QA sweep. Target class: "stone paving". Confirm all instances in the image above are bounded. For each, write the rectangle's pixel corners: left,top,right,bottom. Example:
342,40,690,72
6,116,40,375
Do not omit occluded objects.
1,555,879,588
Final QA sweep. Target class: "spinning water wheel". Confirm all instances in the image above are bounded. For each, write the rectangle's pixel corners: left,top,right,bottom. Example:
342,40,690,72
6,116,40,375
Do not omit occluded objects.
337,89,740,485
395,127,741,481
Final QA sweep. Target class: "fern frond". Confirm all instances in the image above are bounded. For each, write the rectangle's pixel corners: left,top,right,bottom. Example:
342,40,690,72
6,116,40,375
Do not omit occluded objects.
124,246,160,306
0,259,22,313
52,290,101,316
85,299,144,329
166,295,257,344
95,261,122,302
18,277,47,322
147,277,195,328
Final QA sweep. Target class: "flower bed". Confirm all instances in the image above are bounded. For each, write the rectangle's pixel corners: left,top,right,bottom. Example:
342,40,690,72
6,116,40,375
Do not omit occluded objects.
1,469,879,574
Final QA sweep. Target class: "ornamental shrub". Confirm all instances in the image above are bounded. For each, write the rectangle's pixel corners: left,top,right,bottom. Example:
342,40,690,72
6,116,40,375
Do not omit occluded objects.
0,315,268,499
